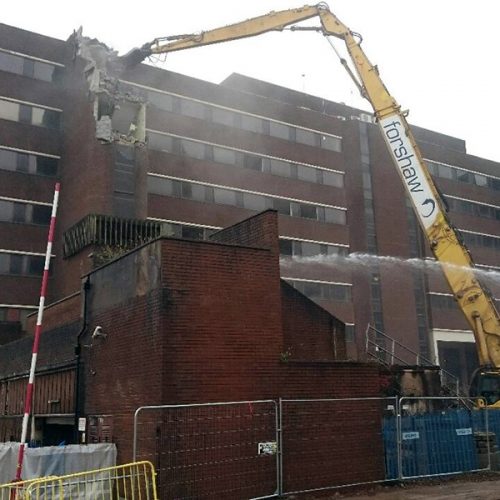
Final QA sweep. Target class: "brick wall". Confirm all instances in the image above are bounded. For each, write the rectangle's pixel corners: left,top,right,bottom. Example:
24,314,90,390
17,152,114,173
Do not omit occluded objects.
25,291,81,334
281,281,346,361
0,321,23,346
80,211,383,495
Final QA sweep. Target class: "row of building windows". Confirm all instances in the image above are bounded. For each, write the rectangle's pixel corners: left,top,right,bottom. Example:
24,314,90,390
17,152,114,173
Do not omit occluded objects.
124,81,342,152
148,175,347,225
429,293,456,310
462,231,500,251
160,221,218,241
279,239,348,257
0,98,60,129
286,279,352,302
158,220,348,258
0,252,46,277
148,131,344,188
0,199,51,225
0,147,58,176
426,160,500,191
430,293,500,310
446,196,500,221
0,49,63,83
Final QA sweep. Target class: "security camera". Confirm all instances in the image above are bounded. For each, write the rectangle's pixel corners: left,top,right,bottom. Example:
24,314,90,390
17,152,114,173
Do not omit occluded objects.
92,326,107,339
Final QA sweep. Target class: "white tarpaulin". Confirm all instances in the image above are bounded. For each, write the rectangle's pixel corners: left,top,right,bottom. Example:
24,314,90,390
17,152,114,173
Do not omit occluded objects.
0,443,116,483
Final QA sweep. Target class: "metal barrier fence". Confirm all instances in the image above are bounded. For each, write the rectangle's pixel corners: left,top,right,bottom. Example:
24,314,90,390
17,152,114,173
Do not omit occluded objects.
280,397,397,496
0,478,38,500
133,401,278,500
131,397,498,499
396,397,490,480
0,461,157,499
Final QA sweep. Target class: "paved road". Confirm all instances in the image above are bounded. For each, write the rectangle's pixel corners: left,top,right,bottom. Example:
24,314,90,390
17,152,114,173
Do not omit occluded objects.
336,477,500,500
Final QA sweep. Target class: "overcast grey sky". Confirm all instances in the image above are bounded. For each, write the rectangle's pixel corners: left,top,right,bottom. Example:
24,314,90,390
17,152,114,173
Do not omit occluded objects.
5,1,500,163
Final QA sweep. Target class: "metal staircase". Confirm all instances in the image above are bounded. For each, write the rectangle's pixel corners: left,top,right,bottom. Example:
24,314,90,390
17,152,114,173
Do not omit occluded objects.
365,323,463,398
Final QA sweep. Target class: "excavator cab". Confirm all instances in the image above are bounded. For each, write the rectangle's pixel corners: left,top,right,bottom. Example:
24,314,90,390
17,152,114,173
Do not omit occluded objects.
469,369,500,407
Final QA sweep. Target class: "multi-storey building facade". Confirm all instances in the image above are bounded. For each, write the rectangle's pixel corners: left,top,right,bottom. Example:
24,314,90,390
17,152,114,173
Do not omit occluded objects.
1,23,499,388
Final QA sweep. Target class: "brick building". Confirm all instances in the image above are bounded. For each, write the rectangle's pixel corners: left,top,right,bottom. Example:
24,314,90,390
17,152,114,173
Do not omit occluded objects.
0,210,384,496
0,22,499,393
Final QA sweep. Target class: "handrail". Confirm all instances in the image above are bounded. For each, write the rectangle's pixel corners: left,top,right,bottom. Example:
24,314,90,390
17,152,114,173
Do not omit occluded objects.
365,323,461,396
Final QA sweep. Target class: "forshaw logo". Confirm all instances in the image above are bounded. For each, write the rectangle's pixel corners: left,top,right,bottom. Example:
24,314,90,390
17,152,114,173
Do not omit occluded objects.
421,198,436,218
379,117,439,229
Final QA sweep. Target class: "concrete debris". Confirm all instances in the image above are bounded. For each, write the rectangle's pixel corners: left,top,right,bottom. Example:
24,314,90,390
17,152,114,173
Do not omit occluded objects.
73,28,146,145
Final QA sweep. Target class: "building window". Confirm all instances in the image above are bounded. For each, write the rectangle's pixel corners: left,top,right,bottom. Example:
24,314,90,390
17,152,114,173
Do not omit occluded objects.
345,324,355,342
279,239,348,258
148,175,346,224
212,188,236,206
32,205,52,225
321,170,343,187
273,198,291,216
213,146,237,165
148,131,344,188
270,159,292,177
131,77,344,153
426,159,500,191
445,196,500,221
179,99,207,120
296,128,320,147
321,134,342,152
241,114,263,134
0,49,62,82
0,147,58,176
148,133,176,153
430,294,457,309
324,208,346,225
160,221,218,241
0,199,51,225
297,165,317,183
287,279,352,302
211,107,235,127
243,193,268,211
269,121,291,140
0,252,48,277
179,139,205,160
147,91,175,112
298,204,317,220
0,98,61,129
243,154,263,171
461,231,500,251
12,203,26,223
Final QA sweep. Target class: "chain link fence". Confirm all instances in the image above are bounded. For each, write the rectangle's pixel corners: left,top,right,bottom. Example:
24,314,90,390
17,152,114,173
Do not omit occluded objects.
133,401,278,499
133,397,499,499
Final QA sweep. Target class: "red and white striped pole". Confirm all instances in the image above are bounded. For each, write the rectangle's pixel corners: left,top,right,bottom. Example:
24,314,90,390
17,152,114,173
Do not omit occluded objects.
14,182,60,482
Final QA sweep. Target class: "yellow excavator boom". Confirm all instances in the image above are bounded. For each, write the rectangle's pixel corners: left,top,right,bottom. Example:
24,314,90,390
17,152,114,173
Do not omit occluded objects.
121,3,500,401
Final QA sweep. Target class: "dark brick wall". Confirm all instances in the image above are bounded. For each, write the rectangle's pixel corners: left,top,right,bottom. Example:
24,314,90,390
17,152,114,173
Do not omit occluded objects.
0,321,79,379
0,321,23,346
159,238,282,404
209,209,280,258
281,281,346,361
77,212,382,495
26,292,81,334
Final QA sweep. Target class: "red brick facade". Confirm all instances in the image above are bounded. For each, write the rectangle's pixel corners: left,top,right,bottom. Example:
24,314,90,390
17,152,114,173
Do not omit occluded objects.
75,211,382,495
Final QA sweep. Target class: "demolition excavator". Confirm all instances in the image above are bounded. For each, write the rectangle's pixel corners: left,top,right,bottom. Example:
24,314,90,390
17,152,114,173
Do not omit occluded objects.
120,3,500,406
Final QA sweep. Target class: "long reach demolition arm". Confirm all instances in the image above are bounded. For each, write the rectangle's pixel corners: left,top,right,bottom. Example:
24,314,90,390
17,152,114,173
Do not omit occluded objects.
121,3,500,400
